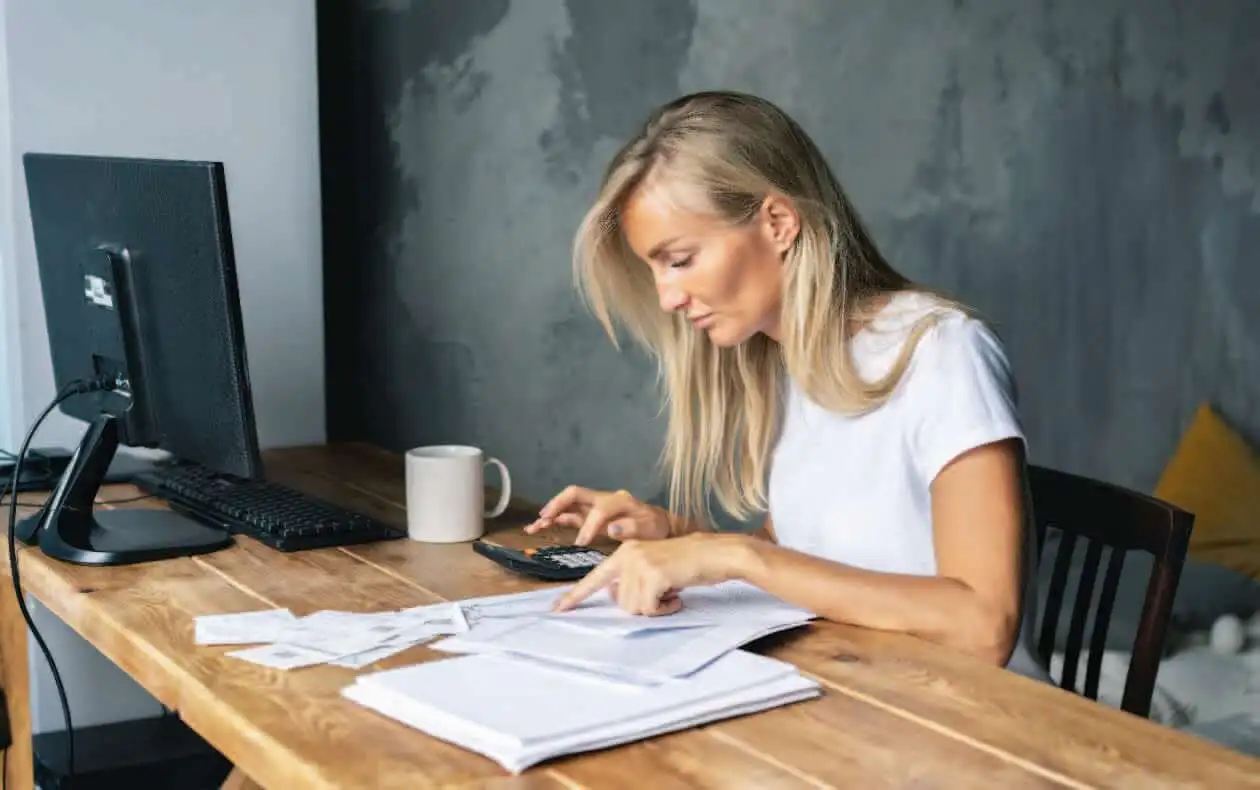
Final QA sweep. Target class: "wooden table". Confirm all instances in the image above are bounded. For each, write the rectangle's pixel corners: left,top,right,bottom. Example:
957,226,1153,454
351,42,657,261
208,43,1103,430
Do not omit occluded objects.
2,444,1258,789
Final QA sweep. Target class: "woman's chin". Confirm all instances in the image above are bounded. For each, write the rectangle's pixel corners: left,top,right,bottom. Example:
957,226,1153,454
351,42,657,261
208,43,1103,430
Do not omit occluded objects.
701,321,755,348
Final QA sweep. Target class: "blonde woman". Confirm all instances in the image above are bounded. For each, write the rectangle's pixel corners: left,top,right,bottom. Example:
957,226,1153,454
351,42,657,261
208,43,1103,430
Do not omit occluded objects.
525,91,1044,676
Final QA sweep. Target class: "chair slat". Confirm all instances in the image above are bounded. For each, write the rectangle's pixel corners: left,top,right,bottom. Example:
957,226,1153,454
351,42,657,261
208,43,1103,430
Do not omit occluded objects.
1027,464,1193,718
1037,529,1076,669
1061,538,1104,692
1084,547,1126,700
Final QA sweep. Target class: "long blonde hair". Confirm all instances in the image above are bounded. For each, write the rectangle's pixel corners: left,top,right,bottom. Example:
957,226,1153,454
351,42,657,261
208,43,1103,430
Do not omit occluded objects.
573,91,965,526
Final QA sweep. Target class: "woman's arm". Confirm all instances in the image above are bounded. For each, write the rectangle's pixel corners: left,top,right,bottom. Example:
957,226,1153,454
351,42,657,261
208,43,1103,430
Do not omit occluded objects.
553,438,1025,664
725,439,1026,666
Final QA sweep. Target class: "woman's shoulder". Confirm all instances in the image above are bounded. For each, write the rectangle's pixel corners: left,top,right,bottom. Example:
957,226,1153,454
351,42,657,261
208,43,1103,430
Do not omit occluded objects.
891,292,1018,413
867,289,981,333
855,290,1008,375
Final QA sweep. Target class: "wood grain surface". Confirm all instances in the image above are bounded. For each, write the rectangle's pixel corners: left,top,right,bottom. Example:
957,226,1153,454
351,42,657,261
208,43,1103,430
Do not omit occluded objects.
1,535,33,790
2,443,1257,790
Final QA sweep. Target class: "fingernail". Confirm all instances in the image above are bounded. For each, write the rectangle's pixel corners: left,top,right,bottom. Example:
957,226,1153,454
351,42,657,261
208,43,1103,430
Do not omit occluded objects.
607,524,623,538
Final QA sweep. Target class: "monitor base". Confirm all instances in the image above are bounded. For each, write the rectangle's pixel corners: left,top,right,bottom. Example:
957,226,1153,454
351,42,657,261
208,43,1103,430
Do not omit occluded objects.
22,413,232,566
38,508,232,567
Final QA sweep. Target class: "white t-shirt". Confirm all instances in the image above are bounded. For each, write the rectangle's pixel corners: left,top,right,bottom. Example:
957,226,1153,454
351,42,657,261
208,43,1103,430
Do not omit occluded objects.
767,290,1046,679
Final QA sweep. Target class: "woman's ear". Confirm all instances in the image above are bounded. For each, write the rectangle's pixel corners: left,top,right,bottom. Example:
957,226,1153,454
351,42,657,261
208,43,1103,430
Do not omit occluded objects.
760,193,801,254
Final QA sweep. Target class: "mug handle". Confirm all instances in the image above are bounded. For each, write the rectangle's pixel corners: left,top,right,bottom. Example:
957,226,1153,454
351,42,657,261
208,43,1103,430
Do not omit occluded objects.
484,457,512,518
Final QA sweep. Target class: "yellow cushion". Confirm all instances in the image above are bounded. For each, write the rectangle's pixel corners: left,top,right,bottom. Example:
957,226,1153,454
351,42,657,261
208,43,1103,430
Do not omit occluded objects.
1154,403,1260,580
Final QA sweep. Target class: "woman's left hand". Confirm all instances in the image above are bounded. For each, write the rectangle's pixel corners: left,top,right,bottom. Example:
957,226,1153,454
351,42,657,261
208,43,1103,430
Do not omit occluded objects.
551,533,744,615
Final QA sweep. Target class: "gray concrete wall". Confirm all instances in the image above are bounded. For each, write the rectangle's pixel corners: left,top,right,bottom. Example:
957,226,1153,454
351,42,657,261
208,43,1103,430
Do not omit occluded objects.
323,0,1260,518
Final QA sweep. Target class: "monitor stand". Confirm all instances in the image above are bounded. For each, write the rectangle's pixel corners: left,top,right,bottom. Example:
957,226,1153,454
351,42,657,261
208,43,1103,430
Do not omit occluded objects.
16,414,233,566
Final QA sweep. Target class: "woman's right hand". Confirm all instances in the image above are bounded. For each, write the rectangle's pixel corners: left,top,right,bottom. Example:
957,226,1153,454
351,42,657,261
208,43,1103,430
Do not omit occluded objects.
524,486,675,545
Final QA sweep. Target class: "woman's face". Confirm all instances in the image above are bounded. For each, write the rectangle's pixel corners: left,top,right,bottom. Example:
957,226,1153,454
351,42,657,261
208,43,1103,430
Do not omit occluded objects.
620,179,799,346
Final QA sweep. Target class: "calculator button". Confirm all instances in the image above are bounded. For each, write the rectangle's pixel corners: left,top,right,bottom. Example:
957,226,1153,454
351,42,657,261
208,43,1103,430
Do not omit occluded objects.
536,548,605,567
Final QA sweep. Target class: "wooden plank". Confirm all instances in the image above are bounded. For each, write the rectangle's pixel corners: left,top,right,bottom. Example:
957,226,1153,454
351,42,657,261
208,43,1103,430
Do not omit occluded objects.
769,624,1260,790
196,536,822,789
1,545,34,790
546,729,820,790
701,688,1065,790
219,765,573,790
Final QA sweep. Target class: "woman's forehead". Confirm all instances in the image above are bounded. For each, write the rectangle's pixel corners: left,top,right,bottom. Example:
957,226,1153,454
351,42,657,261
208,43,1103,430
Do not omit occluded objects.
621,177,717,248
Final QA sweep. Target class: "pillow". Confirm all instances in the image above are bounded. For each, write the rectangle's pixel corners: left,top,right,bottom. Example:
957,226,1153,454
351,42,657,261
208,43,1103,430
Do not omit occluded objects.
1155,647,1260,745
1184,712,1260,759
1051,645,1260,737
1154,403,1260,580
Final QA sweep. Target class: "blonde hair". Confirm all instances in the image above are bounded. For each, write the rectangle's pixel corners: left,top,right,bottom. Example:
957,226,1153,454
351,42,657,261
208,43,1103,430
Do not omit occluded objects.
573,91,967,527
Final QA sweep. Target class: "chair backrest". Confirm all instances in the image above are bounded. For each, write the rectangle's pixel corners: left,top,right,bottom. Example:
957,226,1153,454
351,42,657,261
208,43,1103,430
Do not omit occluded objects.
1027,464,1193,717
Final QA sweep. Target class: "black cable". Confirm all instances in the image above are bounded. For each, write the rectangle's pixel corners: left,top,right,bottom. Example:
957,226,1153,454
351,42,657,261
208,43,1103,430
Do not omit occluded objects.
7,376,115,789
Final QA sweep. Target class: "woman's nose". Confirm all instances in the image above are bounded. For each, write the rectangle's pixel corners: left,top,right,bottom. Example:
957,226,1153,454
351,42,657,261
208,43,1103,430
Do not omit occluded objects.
658,285,689,313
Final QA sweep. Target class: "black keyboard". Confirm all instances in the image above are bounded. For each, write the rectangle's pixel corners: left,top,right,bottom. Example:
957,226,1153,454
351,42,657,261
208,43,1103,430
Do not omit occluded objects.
135,463,405,552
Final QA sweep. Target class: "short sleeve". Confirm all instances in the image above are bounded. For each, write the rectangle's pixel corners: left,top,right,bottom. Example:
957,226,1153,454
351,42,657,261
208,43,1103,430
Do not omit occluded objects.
905,317,1026,485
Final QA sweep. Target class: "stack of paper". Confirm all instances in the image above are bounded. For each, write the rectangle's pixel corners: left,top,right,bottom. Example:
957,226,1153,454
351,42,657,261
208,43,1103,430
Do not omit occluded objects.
432,580,815,684
194,601,468,669
340,580,822,771
342,646,821,773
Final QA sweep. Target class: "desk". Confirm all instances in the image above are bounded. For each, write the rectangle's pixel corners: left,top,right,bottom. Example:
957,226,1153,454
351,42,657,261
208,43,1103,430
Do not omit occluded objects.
2,443,1258,789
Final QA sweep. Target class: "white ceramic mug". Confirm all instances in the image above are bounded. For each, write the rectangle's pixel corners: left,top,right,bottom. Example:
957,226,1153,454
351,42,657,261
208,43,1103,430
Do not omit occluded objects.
404,445,512,543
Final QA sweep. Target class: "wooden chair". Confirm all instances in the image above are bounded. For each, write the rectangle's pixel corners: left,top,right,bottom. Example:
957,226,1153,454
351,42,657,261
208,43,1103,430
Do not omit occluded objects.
1027,464,1194,718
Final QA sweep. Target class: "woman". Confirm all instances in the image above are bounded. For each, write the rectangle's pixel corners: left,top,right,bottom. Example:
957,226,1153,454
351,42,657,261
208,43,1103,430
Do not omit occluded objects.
525,90,1043,676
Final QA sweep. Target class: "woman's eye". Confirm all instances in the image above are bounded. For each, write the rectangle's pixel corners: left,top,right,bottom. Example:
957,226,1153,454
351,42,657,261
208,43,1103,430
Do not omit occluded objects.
668,256,693,269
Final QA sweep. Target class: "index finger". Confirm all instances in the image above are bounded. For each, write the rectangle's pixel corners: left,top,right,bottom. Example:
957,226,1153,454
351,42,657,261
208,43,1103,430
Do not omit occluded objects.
538,485,598,519
551,555,620,612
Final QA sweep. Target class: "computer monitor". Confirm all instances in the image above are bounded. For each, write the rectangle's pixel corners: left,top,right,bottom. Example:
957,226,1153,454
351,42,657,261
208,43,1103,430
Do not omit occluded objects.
18,152,264,565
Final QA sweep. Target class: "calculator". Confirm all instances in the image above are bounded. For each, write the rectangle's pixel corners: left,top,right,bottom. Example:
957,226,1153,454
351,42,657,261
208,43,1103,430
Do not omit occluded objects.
472,540,608,582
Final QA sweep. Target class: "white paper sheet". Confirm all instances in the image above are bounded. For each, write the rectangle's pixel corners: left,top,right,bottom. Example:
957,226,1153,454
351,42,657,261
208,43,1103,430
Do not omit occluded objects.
206,602,466,670
341,649,822,773
431,612,812,683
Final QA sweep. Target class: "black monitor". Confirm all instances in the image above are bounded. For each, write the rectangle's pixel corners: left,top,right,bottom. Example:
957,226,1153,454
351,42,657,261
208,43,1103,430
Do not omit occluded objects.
18,152,263,565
